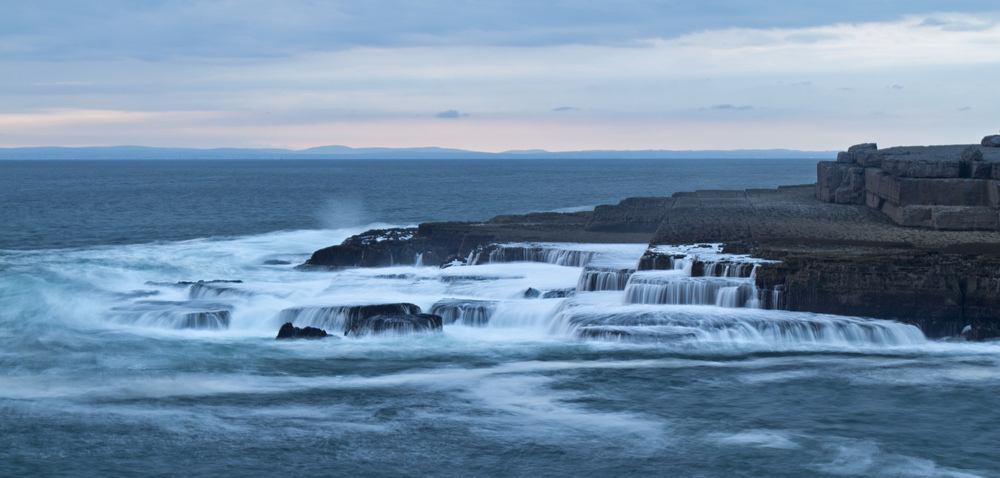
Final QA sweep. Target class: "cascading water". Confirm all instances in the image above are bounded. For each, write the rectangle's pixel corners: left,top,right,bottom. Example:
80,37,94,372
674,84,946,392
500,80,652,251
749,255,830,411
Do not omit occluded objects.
279,303,422,334
112,300,233,329
550,304,926,347
623,273,758,308
429,299,498,326
471,243,604,267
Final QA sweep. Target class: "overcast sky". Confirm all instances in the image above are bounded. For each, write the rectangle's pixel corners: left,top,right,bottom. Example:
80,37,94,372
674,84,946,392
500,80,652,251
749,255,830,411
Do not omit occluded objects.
3,1,999,151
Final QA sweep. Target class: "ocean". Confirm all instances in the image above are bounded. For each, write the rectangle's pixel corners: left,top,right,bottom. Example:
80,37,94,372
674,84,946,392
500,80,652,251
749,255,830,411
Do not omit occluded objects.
1,158,997,477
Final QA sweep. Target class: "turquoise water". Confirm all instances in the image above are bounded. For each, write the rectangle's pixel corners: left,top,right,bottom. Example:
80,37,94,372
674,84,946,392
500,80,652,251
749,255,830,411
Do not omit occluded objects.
1,159,997,477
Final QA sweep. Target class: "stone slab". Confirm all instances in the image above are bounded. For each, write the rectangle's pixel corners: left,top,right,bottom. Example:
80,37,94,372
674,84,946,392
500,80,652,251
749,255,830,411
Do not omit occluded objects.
880,201,933,228
881,158,961,178
931,206,1000,231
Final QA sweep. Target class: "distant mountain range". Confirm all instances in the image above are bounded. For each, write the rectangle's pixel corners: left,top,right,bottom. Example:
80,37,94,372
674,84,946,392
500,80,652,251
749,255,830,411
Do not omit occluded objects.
0,145,837,160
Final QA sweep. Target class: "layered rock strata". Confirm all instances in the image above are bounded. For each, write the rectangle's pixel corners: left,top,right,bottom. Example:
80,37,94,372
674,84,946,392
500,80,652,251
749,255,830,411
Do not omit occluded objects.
818,139,1000,230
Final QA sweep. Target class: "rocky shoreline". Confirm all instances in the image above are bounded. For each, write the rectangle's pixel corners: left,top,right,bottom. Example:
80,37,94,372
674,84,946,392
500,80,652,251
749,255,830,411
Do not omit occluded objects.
302,137,1000,340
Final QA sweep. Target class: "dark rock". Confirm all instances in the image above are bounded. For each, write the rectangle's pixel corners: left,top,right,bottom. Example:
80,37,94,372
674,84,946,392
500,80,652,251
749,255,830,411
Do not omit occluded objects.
276,322,331,339
960,324,1000,341
981,135,1000,147
345,313,443,336
754,248,1000,339
263,259,292,265
523,287,541,298
300,228,425,269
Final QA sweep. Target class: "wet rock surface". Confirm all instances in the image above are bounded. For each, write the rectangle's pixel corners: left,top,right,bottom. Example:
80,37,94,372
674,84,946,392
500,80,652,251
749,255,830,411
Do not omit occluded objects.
276,322,331,339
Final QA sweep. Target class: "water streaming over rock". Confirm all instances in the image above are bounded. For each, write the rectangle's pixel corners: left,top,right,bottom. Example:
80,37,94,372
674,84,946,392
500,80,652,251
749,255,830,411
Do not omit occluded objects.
429,299,499,326
279,303,423,334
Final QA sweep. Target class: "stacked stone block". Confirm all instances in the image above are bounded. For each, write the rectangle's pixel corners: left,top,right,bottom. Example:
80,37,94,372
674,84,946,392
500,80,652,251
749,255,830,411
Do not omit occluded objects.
817,136,1000,231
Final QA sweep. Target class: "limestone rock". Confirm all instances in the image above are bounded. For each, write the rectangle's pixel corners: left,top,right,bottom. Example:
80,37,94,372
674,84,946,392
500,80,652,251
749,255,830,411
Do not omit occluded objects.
880,158,961,178
981,135,1000,147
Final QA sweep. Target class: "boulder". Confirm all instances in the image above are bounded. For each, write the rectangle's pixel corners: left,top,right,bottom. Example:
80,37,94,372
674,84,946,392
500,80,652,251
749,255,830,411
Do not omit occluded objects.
345,313,443,336
276,322,331,339
981,135,1000,147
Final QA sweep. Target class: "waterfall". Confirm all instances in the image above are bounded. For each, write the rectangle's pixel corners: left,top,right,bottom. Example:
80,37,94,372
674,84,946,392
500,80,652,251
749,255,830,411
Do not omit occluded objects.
113,300,232,329
577,266,635,291
279,303,422,334
472,244,602,267
429,299,498,326
553,305,925,347
623,273,758,308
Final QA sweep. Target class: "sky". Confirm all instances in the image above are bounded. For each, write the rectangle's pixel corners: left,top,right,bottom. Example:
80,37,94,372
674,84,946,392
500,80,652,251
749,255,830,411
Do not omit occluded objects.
2,1,1000,152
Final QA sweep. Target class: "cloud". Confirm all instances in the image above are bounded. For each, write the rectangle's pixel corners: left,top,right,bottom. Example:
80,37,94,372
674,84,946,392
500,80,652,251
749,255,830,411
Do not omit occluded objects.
4,1,1000,61
711,104,753,111
3,9,1000,150
552,106,578,112
957,106,972,111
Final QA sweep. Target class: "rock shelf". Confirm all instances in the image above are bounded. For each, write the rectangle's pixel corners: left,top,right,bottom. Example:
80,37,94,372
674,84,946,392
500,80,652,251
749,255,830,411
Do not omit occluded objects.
302,134,1000,340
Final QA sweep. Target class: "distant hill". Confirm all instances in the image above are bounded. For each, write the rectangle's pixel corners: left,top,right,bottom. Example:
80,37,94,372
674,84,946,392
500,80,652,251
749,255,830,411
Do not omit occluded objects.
0,145,837,160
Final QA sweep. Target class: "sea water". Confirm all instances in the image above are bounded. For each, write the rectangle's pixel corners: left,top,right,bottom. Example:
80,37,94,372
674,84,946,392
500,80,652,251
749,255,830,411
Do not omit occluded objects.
1,158,998,477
